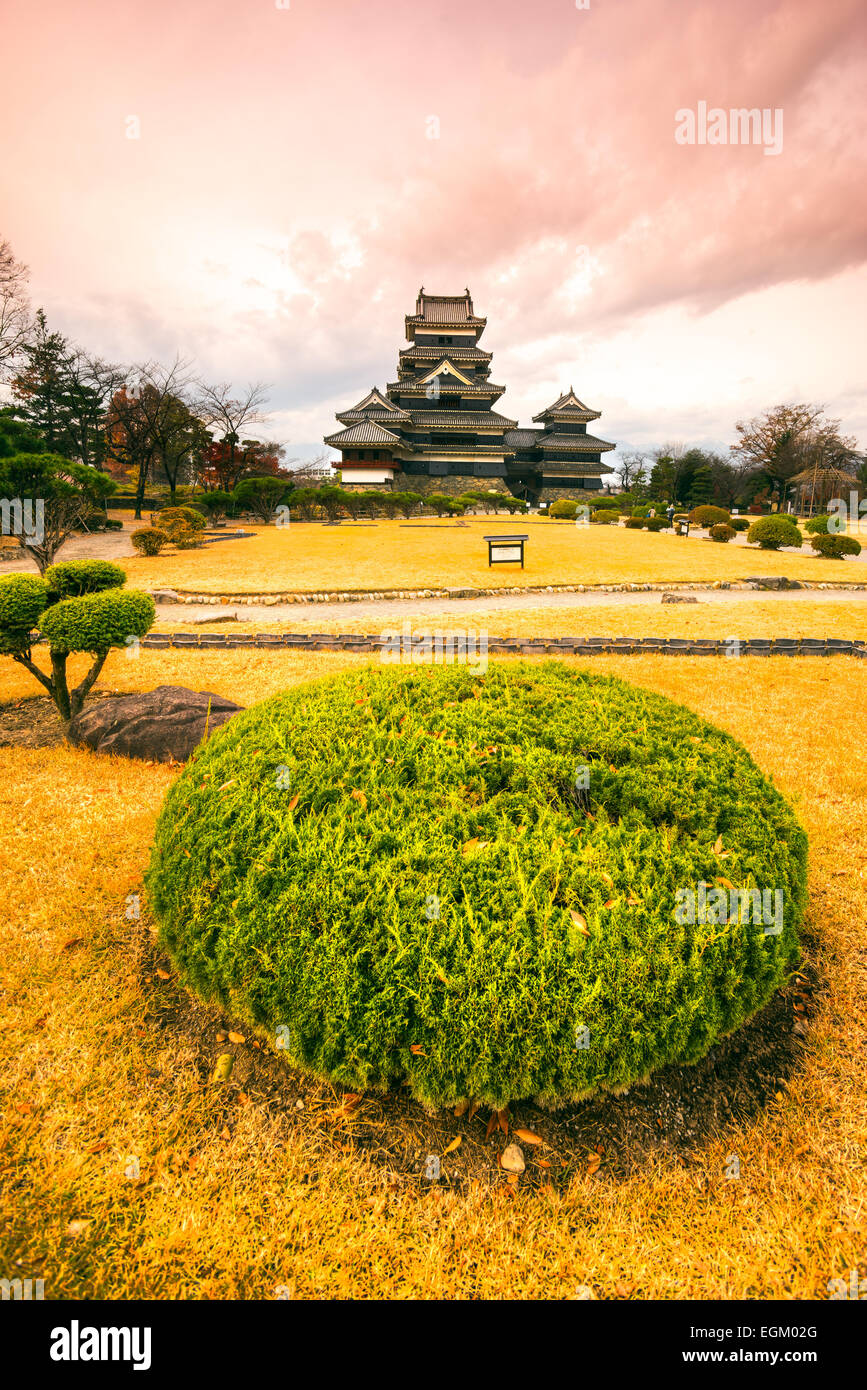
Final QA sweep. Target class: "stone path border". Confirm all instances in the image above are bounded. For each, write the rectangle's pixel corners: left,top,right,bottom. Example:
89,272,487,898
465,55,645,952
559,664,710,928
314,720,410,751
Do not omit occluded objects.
156,578,867,605
138,632,867,657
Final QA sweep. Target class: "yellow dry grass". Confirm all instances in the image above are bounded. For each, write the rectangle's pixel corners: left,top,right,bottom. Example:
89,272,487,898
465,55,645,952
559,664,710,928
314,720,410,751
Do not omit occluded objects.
120,518,866,593
155,598,867,643
1,649,866,1299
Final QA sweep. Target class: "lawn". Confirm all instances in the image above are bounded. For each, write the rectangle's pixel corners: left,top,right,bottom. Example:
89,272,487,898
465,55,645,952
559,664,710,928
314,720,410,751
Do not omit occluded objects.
118,518,866,594
2,649,865,1299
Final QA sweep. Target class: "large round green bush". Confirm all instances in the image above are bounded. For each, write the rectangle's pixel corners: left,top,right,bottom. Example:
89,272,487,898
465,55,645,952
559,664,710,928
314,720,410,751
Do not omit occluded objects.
591,509,620,525
804,515,830,536
810,534,862,559
131,527,169,556
146,665,807,1110
45,560,126,598
748,516,802,550
689,505,731,528
40,589,155,652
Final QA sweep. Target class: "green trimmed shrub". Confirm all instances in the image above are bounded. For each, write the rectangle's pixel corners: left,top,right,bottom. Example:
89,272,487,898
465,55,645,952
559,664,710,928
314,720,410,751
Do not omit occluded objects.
632,505,652,518
747,517,802,550
40,589,155,654
105,517,124,531
624,517,645,529
0,574,49,652
804,515,830,535
810,534,862,559
131,527,170,556
45,560,127,598
689,505,731,528
156,505,206,530
710,524,737,543
729,517,750,532
550,500,578,520
591,509,620,525
146,663,808,1110
645,517,667,532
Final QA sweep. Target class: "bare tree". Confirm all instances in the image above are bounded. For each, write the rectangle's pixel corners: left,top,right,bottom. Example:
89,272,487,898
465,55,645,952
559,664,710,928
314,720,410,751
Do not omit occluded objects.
0,238,31,378
194,379,269,483
615,450,649,492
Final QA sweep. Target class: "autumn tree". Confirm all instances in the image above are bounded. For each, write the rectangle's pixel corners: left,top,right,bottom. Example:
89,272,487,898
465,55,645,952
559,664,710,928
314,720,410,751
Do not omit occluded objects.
730,403,827,508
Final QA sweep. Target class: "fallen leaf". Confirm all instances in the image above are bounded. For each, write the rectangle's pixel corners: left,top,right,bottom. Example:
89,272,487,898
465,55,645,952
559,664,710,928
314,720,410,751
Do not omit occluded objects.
603,898,617,909
615,1281,635,1298
220,1127,231,1141
410,1043,426,1056
156,968,171,981
287,794,299,811
443,1136,462,1156
626,895,640,906
15,1102,33,1116
586,1153,602,1175
215,1030,227,1042
61,937,84,951
713,834,724,854
485,1112,498,1141
536,1158,551,1169
218,781,236,792
599,870,614,888
67,1220,91,1238
513,1128,543,1146
85,1141,108,1154
461,838,490,854
453,1100,469,1118
467,1099,480,1122
569,910,589,936
350,789,367,809
212,1054,234,1083
227,1031,245,1044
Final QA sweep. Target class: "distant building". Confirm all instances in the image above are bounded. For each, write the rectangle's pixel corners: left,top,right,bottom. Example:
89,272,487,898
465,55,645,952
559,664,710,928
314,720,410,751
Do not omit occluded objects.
325,289,615,503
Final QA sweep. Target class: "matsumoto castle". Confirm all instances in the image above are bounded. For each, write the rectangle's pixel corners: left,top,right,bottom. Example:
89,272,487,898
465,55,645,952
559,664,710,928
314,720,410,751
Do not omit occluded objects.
325,289,615,505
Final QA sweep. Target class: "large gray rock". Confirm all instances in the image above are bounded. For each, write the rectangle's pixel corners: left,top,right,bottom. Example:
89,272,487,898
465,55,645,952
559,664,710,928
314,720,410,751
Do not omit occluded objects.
68,685,243,762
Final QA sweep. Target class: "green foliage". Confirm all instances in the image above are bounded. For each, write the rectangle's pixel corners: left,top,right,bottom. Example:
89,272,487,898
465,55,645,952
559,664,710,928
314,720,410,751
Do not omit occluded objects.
233,476,290,522
40,589,155,654
157,506,206,530
198,490,233,520
624,517,645,529
810,534,862,559
146,664,807,1110
710,524,736,543
131,527,170,555
45,560,126,598
729,517,751,532
0,574,50,652
747,516,802,550
591,509,620,525
689,505,732,528
632,505,652,518
550,499,578,520
645,517,667,532
804,514,830,535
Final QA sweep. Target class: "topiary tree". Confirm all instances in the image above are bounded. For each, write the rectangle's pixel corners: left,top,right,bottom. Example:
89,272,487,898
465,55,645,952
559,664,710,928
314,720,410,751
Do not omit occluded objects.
689,505,732,528
424,493,455,518
155,506,206,531
550,499,578,520
131,527,170,556
730,517,751,531
624,516,645,529
146,664,807,1111
645,517,667,532
804,514,830,536
591,509,620,525
0,452,117,573
747,516,803,550
710,523,737,543
196,490,233,525
391,491,424,519
810,534,862,559
0,562,155,724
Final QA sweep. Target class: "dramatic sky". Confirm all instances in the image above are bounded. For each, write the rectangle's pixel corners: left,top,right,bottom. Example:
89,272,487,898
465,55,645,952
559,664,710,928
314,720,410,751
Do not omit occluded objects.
3,0,866,469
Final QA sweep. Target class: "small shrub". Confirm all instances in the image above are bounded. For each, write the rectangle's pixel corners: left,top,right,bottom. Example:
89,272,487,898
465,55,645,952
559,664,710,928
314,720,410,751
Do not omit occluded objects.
804,515,830,535
624,517,645,529
591,509,620,525
689,505,731,528
747,516,802,551
549,499,578,520
146,664,807,1110
710,523,737,543
632,505,652,518
810,534,862,560
156,506,206,531
645,517,667,532
131,527,170,556
45,560,127,598
105,517,124,531
729,517,751,532
0,574,50,652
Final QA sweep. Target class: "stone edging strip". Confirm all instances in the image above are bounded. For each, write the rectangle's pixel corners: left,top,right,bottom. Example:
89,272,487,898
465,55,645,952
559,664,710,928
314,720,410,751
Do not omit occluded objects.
140,633,867,657
154,578,867,605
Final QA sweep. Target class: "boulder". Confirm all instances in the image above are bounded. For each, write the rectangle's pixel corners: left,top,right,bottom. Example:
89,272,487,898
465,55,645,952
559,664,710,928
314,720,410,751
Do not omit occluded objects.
661,592,699,604
149,588,181,603
68,685,244,762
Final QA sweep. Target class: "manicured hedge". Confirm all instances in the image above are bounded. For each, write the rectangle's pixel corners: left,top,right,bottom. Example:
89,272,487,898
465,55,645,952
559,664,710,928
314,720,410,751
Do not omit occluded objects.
748,516,802,550
591,510,620,525
710,523,736,543
45,560,126,598
624,517,645,529
689,505,731,528
810,534,862,559
39,589,156,653
0,574,49,652
730,517,751,532
645,517,667,532
147,664,808,1110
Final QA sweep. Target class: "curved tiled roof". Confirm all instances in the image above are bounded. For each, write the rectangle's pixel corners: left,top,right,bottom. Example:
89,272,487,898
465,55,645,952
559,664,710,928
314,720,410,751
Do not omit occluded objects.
503,428,542,448
324,420,405,447
536,432,615,452
406,410,518,428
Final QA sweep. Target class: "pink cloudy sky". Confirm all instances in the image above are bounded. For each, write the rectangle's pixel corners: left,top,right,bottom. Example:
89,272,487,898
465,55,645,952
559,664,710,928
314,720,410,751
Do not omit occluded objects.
2,0,865,468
